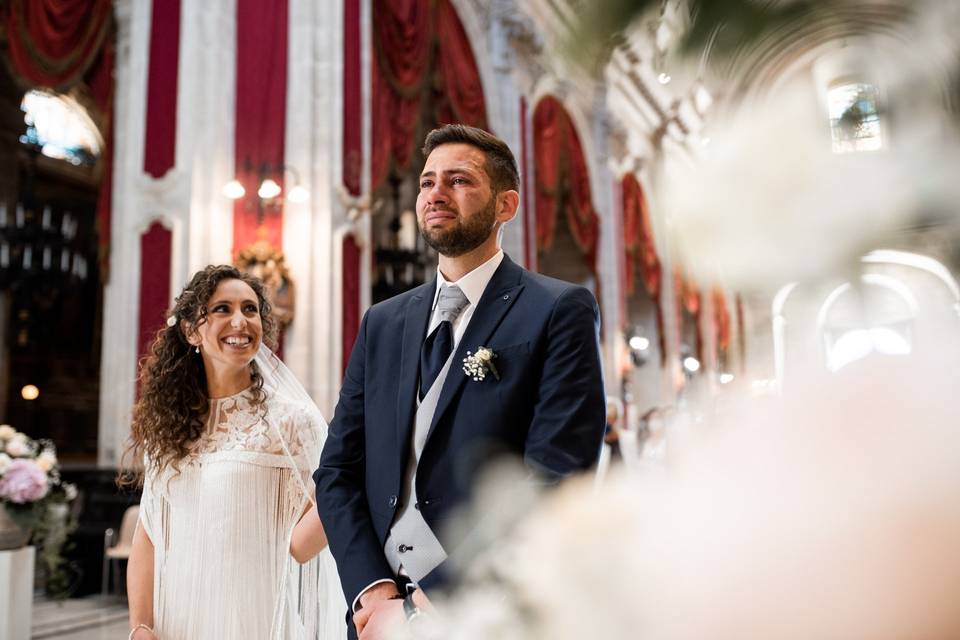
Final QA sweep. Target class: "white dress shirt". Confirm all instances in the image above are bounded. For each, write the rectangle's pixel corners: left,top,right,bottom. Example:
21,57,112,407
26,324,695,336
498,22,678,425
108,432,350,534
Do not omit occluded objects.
420,250,504,399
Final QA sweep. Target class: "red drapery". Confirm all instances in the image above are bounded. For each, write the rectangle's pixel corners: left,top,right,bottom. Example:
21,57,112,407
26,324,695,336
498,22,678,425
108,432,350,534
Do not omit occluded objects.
342,0,363,195
3,0,112,89
233,0,288,255
2,0,115,278
533,96,600,275
736,293,746,374
433,1,486,126
622,174,665,365
711,286,731,355
675,267,703,365
143,0,181,179
370,0,487,190
138,222,172,375
342,234,361,374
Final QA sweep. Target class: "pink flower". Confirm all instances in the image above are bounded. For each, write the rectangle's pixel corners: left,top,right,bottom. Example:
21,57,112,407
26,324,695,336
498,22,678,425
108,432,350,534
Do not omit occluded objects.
0,459,48,504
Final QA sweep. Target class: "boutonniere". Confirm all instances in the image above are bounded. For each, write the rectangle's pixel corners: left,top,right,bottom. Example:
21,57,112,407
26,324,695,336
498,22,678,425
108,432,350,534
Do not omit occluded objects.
463,346,500,382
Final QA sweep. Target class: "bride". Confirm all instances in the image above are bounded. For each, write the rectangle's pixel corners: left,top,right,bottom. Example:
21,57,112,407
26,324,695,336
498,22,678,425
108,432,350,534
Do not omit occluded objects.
121,265,345,640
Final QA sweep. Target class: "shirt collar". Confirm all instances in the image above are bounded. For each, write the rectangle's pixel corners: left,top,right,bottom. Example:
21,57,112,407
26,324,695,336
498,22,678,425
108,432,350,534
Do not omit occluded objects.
432,250,504,310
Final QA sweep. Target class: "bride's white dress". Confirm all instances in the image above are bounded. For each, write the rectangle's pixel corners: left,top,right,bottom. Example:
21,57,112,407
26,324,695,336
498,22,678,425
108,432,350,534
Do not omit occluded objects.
138,388,345,640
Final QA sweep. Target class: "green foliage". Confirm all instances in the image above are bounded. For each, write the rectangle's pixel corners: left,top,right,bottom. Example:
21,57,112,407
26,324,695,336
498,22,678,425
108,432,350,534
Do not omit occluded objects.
6,494,79,599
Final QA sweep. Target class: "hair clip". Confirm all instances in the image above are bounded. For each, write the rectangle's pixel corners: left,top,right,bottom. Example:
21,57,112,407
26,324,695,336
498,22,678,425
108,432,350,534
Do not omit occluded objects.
166,315,177,327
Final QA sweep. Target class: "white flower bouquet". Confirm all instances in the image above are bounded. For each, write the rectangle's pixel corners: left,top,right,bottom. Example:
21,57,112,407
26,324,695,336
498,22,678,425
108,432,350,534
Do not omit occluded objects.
0,424,79,597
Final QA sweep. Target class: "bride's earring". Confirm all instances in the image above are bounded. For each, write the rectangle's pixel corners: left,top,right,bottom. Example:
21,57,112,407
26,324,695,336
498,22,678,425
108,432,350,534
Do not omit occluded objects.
195,346,200,354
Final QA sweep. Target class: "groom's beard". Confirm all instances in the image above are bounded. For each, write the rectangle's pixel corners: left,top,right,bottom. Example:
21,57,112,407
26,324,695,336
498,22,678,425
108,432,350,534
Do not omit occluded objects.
419,195,497,258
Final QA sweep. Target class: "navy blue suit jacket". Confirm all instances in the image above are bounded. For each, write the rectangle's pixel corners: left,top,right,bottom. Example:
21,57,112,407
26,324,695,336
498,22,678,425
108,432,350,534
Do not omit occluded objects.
315,255,605,608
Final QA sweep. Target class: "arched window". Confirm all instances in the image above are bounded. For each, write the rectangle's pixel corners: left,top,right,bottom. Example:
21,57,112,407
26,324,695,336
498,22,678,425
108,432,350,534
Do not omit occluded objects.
827,82,881,153
19,90,102,167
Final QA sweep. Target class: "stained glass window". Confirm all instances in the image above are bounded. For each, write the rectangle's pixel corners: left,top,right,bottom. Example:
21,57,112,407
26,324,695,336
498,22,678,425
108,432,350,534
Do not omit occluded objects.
828,82,882,153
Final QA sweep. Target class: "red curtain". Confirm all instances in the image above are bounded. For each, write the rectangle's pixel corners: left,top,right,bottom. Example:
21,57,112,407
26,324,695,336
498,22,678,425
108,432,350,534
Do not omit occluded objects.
3,0,115,278
3,0,112,89
138,222,172,373
342,0,363,195
675,267,703,365
342,234,361,374
736,293,746,374
711,287,731,355
232,0,288,255
143,0,181,179
433,0,486,126
370,0,487,190
533,96,600,274
621,175,660,298
622,174,665,365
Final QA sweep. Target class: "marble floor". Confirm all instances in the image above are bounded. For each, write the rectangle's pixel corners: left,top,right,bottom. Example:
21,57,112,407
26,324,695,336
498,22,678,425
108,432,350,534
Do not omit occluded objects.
31,595,128,639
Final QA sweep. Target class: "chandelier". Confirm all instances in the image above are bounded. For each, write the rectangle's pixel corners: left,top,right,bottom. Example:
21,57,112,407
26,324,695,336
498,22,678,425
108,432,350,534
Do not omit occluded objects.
0,201,91,290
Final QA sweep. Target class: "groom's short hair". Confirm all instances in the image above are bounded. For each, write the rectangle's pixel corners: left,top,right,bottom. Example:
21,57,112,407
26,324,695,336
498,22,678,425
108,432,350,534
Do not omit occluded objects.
422,125,520,195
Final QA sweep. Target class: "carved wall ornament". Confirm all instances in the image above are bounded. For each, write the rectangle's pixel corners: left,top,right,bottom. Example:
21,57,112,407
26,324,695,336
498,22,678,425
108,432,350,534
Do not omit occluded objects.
336,183,381,222
235,240,295,333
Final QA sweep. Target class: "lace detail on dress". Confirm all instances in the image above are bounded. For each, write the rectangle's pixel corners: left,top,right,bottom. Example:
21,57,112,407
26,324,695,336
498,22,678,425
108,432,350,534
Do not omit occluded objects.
193,390,308,458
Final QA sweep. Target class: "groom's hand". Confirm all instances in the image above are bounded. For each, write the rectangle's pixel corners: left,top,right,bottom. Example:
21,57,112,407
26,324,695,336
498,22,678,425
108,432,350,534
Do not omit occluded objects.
354,582,402,636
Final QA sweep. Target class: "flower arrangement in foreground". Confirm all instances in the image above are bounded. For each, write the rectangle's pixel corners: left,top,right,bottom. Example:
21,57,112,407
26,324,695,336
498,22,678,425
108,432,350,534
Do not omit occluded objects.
0,424,79,598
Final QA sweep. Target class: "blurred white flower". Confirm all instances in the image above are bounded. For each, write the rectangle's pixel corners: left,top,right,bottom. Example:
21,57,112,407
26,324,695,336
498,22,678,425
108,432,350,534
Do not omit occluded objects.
36,450,57,473
662,81,924,289
0,453,10,474
5,435,31,458
64,483,78,501
0,424,15,440
440,334,960,640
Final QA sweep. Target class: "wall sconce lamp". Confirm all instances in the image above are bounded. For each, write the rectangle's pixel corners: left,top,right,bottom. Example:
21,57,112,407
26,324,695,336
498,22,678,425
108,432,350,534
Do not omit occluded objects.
626,327,651,368
222,162,309,207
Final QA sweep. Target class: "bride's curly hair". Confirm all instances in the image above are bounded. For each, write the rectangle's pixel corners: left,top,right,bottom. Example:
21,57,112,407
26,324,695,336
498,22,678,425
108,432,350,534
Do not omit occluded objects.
119,265,277,488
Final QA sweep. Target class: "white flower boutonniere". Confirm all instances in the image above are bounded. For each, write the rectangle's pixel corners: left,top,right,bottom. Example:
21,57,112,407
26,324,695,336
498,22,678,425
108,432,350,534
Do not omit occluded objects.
463,346,500,382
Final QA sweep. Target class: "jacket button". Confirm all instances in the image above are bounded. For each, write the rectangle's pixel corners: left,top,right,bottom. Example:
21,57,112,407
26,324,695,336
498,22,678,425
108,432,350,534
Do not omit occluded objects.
388,495,398,508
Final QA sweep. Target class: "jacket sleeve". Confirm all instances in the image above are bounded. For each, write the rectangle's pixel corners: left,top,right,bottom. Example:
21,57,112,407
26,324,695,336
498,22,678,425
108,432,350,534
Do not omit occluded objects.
314,310,396,607
523,286,606,480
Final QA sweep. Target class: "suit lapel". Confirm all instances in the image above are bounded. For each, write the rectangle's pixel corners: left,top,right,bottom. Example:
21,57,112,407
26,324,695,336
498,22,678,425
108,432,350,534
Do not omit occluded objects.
395,280,435,467
427,256,525,440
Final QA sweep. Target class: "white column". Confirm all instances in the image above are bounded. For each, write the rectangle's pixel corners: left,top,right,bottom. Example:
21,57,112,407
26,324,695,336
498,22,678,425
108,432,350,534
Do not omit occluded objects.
590,91,623,395
180,0,238,275
0,546,34,640
100,0,239,466
283,0,343,415
98,0,152,467
649,147,684,404
481,0,525,261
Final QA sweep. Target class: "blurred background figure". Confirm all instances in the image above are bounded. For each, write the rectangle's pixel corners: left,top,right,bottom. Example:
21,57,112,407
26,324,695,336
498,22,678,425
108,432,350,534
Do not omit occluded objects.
596,396,626,483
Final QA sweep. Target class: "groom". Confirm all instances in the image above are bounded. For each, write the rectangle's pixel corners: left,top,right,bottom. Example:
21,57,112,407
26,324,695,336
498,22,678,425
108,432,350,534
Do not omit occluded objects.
315,124,605,639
